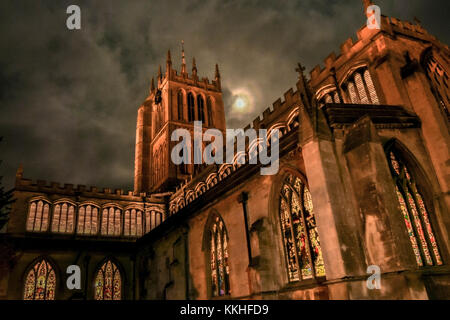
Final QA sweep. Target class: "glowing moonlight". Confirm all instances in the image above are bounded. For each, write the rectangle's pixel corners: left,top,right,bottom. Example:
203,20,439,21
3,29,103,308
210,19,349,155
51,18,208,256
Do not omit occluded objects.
232,91,252,113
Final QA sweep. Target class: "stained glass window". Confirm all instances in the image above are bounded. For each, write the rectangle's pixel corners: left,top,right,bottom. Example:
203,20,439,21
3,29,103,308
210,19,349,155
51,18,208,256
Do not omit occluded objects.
94,260,122,300
363,70,380,104
144,210,163,233
344,68,380,105
355,73,370,104
279,173,325,282
209,215,230,297
23,259,56,300
26,200,50,232
51,202,75,233
387,149,442,266
347,82,359,104
77,204,99,235
124,209,143,237
101,207,122,236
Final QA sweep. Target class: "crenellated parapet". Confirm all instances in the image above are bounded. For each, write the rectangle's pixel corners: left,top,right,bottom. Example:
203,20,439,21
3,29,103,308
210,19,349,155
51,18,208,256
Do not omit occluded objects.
15,176,147,202
308,15,447,91
167,96,301,216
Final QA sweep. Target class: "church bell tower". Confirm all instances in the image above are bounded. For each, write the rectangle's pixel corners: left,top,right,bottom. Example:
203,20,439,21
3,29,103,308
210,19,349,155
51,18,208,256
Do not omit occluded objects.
134,43,226,194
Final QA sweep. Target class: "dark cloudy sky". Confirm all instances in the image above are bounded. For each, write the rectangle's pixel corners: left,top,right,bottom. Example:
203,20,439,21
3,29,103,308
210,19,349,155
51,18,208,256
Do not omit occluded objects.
0,0,448,191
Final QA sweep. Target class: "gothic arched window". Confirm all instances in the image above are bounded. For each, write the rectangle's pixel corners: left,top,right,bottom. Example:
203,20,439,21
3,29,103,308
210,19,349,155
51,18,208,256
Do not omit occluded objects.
317,89,341,107
279,173,325,282
422,49,450,120
144,210,163,233
177,90,184,121
386,147,443,266
101,207,122,236
207,97,213,127
23,259,56,300
207,214,230,297
77,204,99,235
26,199,50,232
197,95,205,123
124,208,143,237
94,260,122,300
51,202,75,233
188,92,195,122
343,68,379,105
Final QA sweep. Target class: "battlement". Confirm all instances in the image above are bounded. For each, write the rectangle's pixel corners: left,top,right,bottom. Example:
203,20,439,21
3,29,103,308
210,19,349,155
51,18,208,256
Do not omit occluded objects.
309,15,438,85
248,88,300,131
15,176,146,201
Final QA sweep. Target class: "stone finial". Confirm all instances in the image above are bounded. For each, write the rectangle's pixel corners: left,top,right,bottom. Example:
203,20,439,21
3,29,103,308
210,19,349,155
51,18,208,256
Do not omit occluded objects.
192,57,197,76
150,77,155,92
181,40,187,74
215,63,220,79
215,63,221,90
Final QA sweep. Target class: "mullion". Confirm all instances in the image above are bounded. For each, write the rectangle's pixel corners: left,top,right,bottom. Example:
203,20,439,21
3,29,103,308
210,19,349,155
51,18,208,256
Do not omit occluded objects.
299,184,316,279
286,188,302,282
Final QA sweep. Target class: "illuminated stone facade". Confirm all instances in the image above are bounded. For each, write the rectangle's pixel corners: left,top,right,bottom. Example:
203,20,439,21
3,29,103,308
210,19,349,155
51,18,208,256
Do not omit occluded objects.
1,5,449,300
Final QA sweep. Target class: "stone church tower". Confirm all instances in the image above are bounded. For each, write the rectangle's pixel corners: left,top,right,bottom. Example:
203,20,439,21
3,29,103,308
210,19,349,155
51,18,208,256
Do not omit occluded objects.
134,45,226,193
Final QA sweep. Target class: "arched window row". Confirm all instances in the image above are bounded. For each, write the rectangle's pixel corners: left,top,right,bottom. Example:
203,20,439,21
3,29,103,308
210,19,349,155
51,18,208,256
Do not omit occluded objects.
23,258,123,300
386,147,443,266
279,173,325,282
26,200,160,238
342,68,380,105
178,90,213,126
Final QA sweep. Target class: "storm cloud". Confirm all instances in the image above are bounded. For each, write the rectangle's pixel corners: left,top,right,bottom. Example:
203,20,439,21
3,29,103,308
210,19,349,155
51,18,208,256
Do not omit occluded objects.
0,0,448,190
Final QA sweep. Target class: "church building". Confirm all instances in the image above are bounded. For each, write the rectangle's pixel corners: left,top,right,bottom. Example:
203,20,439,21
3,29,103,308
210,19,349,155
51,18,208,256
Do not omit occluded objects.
0,0,449,300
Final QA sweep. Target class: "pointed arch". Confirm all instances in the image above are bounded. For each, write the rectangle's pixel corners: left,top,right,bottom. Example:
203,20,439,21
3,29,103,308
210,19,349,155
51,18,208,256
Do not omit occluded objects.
26,198,51,232
93,258,123,300
177,90,184,121
52,199,76,234
384,139,443,266
77,202,100,235
100,204,122,236
187,92,195,122
197,94,205,123
277,171,325,282
23,257,57,300
207,96,214,127
203,211,231,297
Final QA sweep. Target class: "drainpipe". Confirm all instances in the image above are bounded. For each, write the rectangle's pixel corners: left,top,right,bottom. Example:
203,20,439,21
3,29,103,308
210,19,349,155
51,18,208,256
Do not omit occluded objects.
238,192,252,265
